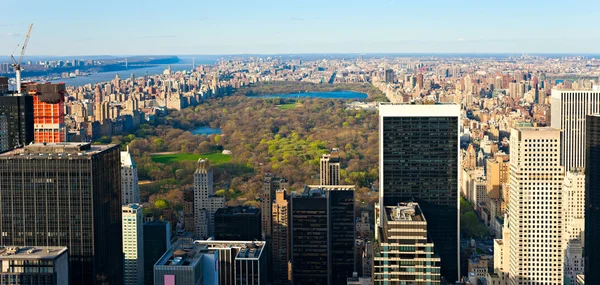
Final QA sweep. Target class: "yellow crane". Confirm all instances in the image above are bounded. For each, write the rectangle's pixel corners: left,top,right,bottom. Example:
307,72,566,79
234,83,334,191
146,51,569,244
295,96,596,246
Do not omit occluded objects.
10,23,33,94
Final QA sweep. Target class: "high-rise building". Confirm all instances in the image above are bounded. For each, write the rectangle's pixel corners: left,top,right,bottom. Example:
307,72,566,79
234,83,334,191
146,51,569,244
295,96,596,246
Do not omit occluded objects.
183,188,195,232
193,240,267,285
123,204,144,285
507,127,563,285
290,185,355,285
143,221,171,285
0,77,8,94
261,174,289,238
551,89,600,171
271,190,289,285
25,83,66,143
384,69,395,84
153,239,219,285
121,146,140,204
0,142,123,285
320,148,341,186
194,159,225,239
0,246,69,285
0,95,34,151
214,206,261,241
585,114,600,284
379,102,460,282
373,203,441,284
562,171,585,253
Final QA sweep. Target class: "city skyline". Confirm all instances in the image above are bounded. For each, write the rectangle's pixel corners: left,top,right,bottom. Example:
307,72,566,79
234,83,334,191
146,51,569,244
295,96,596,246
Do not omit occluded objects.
1,0,600,56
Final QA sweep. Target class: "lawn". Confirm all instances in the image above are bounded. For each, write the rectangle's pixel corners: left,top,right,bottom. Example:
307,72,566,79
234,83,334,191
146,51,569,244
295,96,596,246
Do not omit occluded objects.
277,102,297,110
151,152,231,164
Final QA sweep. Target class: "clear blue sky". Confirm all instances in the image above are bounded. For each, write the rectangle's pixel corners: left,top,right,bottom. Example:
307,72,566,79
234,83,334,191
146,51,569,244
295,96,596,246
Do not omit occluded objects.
1,0,599,56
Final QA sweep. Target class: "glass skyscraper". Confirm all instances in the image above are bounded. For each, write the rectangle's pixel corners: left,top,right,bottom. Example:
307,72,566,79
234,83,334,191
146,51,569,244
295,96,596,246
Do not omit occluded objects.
585,114,600,284
379,102,460,283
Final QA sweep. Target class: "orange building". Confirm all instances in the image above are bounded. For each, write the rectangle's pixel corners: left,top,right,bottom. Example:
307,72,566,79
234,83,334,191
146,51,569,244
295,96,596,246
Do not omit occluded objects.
24,83,66,143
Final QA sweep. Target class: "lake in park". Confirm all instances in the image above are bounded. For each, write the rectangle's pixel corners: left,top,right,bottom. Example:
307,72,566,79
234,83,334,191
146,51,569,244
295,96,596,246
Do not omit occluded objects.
191,126,222,136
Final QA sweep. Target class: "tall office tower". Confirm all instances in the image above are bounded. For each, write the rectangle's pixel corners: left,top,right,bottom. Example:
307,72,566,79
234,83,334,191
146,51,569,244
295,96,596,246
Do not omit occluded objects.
272,190,289,285
585,114,600,284
416,73,424,89
0,246,69,285
183,188,195,232
214,206,261,241
0,115,7,152
320,148,341,185
373,203,441,284
0,142,123,285
123,204,144,285
194,159,225,239
486,156,510,218
143,221,171,285
384,69,395,83
0,77,8,94
0,95,34,150
194,240,267,285
121,146,140,204
153,239,219,285
25,83,66,143
261,174,289,238
562,171,585,252
290,185,355,285
551,89,600,171
507,127,564,285
379,102,460,282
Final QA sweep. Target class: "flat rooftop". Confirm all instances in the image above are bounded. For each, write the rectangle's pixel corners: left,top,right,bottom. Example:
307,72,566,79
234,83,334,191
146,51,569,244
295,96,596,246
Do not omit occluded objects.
156,240,215,268
385,202,425,222
0,246,67,260
193,240,265,260
215,206,259,216
0,142,117,158
302,185,356,198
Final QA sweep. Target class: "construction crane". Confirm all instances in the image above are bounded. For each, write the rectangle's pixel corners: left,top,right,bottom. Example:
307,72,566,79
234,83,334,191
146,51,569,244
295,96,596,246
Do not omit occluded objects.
10,23,33,94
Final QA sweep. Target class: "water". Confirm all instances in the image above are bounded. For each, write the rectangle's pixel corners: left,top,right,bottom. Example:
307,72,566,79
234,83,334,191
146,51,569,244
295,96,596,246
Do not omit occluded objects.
191,126,222,136
258,91,367,100
56,57,217,87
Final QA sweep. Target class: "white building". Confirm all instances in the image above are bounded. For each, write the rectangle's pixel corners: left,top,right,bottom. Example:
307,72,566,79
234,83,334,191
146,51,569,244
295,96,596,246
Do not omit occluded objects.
121,146,140,204
551,89,600,171
122,204,144,285
507,127,564,284
194,159,225,239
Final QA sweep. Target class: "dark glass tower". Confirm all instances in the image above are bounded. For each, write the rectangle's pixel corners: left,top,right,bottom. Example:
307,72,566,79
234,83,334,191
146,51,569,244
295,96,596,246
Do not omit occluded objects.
0,95,34,151
0,142,123,285
290,186,355,285
585,114,600,284
143,221,171,285
214,206,261,241
379,103,460,282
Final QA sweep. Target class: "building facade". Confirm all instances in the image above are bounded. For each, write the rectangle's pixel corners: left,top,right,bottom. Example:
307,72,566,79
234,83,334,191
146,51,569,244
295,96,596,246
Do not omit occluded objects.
585,114,600,284
261,174,289,238
214,206,261,241
194,159,225,239
25,83,66,143
143,221,171,285
121,147,140,204
0,95,34,151
123,204,144,285
320,148,341,185
551,89,600,171
507,128,564,284
193,240,266,285
373,203,441,284
271,190,289,285
153,239,219,285
0,142,123,285
379,102,460,282
290,185,355,285
0,246,69,285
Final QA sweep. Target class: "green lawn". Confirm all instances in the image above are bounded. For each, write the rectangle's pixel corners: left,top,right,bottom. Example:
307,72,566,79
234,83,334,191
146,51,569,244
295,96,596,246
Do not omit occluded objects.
151,152,231,164
277,102,297,110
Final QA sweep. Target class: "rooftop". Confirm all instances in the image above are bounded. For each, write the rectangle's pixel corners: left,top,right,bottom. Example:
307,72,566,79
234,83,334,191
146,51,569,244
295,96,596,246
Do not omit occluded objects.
385,202,425,222
0,246,68,260
155,240,215,268
301,185,356,198
0,142,117,158
215,206,260,216
193,240,265,260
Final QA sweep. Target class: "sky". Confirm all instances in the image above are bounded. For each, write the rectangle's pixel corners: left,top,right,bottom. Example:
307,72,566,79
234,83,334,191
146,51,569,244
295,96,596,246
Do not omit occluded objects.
1,0,599,56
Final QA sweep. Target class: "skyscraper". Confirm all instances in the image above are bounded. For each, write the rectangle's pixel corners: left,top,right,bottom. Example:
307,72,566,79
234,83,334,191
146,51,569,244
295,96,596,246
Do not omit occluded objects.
122,204,144,285
143,221,171,285
261,174,289,238
194,159,225,239
121,146,141,204
290,185,355,285
551,89,600,171
507,127,563,285
214,206,261,241
25,83,66,143
320,148,341,186
379,102,460,282
0,142,123,285
373,203,441,284
271,190,289,285
0,94,34,151
585,114,600,284
153,239,219,285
